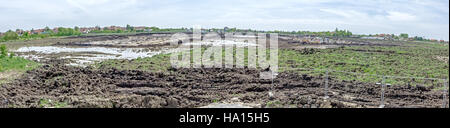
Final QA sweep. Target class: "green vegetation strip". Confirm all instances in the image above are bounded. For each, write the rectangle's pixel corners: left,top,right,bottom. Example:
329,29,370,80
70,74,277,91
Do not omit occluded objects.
96,42,448,86
1,44,40,84
95,54,172,72
279,43,448,86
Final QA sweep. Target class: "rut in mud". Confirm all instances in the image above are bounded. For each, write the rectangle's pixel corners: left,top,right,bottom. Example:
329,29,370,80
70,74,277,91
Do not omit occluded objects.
0,62,446,108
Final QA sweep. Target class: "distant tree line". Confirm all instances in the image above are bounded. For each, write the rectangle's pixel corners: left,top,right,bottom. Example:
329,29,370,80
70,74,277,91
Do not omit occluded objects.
1,26,445,43
0,25,163,42
0,26,83,42
261,28,353,37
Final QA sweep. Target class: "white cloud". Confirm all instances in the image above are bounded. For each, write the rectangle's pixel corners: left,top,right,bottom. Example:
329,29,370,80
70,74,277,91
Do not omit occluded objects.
387,11,417,21
320,9,357,18
66,0,138,14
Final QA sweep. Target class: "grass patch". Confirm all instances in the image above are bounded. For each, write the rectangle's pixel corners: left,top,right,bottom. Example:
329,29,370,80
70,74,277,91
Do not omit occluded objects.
266,101,282,108
0,57,39,72
279,42,448,86
95,54,172,72
94,42,448,86
94,46,272,72
39,99,68,108
0,57,39,84
1,44,40,84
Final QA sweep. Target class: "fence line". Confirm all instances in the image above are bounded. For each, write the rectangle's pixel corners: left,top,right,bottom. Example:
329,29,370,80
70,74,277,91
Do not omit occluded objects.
279,67,448,81
277,66,449,108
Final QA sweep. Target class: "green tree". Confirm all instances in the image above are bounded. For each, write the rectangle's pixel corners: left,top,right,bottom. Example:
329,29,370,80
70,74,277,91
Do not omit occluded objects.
69,28,74,35
414,36,423,41
95,26,101,30
44,26,51,31
149,26,159,31
22,31,29,37
9,52,15,58
126,24,131,29
57,27,66,36
126,24,135,31
0,44,7,58
73,27,81,35
400,33,409,39
2,30,19,41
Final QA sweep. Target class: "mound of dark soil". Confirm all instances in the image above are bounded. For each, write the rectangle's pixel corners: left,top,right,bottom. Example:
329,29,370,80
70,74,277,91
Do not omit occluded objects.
0,63,446,108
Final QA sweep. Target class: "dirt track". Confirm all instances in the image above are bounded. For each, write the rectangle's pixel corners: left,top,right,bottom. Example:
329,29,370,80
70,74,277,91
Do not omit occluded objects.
0,60,446,108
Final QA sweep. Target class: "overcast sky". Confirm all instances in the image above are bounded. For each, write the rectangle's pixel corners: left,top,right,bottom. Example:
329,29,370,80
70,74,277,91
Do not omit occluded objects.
0,0,448,40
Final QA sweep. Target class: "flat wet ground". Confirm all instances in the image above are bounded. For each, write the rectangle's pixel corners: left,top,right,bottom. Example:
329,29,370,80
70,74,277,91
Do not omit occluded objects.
15,46,175,66
13,35,257,66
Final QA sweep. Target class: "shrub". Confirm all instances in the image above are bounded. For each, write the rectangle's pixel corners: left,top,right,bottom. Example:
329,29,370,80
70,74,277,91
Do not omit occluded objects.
9,52,15,58
0,44,7,58
2,31,19,41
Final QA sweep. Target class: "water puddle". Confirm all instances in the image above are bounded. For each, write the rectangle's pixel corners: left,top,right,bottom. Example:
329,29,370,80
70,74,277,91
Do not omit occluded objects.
14,40,258,66
15,46,175,66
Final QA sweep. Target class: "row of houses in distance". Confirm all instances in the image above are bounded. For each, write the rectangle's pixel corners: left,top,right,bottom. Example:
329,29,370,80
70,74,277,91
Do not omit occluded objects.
359,33,448,43
81,26,151,33
1,25,153,36
360,34,396,40
79,26,151,33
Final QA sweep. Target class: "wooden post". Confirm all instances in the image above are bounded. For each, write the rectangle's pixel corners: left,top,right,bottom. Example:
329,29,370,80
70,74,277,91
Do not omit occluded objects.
379,76,386,108
444,80,448,108
324,70,329,99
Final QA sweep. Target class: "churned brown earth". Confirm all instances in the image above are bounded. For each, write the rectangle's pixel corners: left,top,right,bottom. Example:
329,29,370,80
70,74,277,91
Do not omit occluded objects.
0,60,446,108
1,33,447,108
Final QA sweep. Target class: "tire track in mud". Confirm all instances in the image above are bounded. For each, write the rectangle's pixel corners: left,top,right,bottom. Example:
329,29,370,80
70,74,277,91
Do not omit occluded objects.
0,62,446,108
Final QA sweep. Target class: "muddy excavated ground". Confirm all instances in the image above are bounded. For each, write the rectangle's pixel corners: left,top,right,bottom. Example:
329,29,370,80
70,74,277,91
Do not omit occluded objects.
0,60,446,108
1,33,447,108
